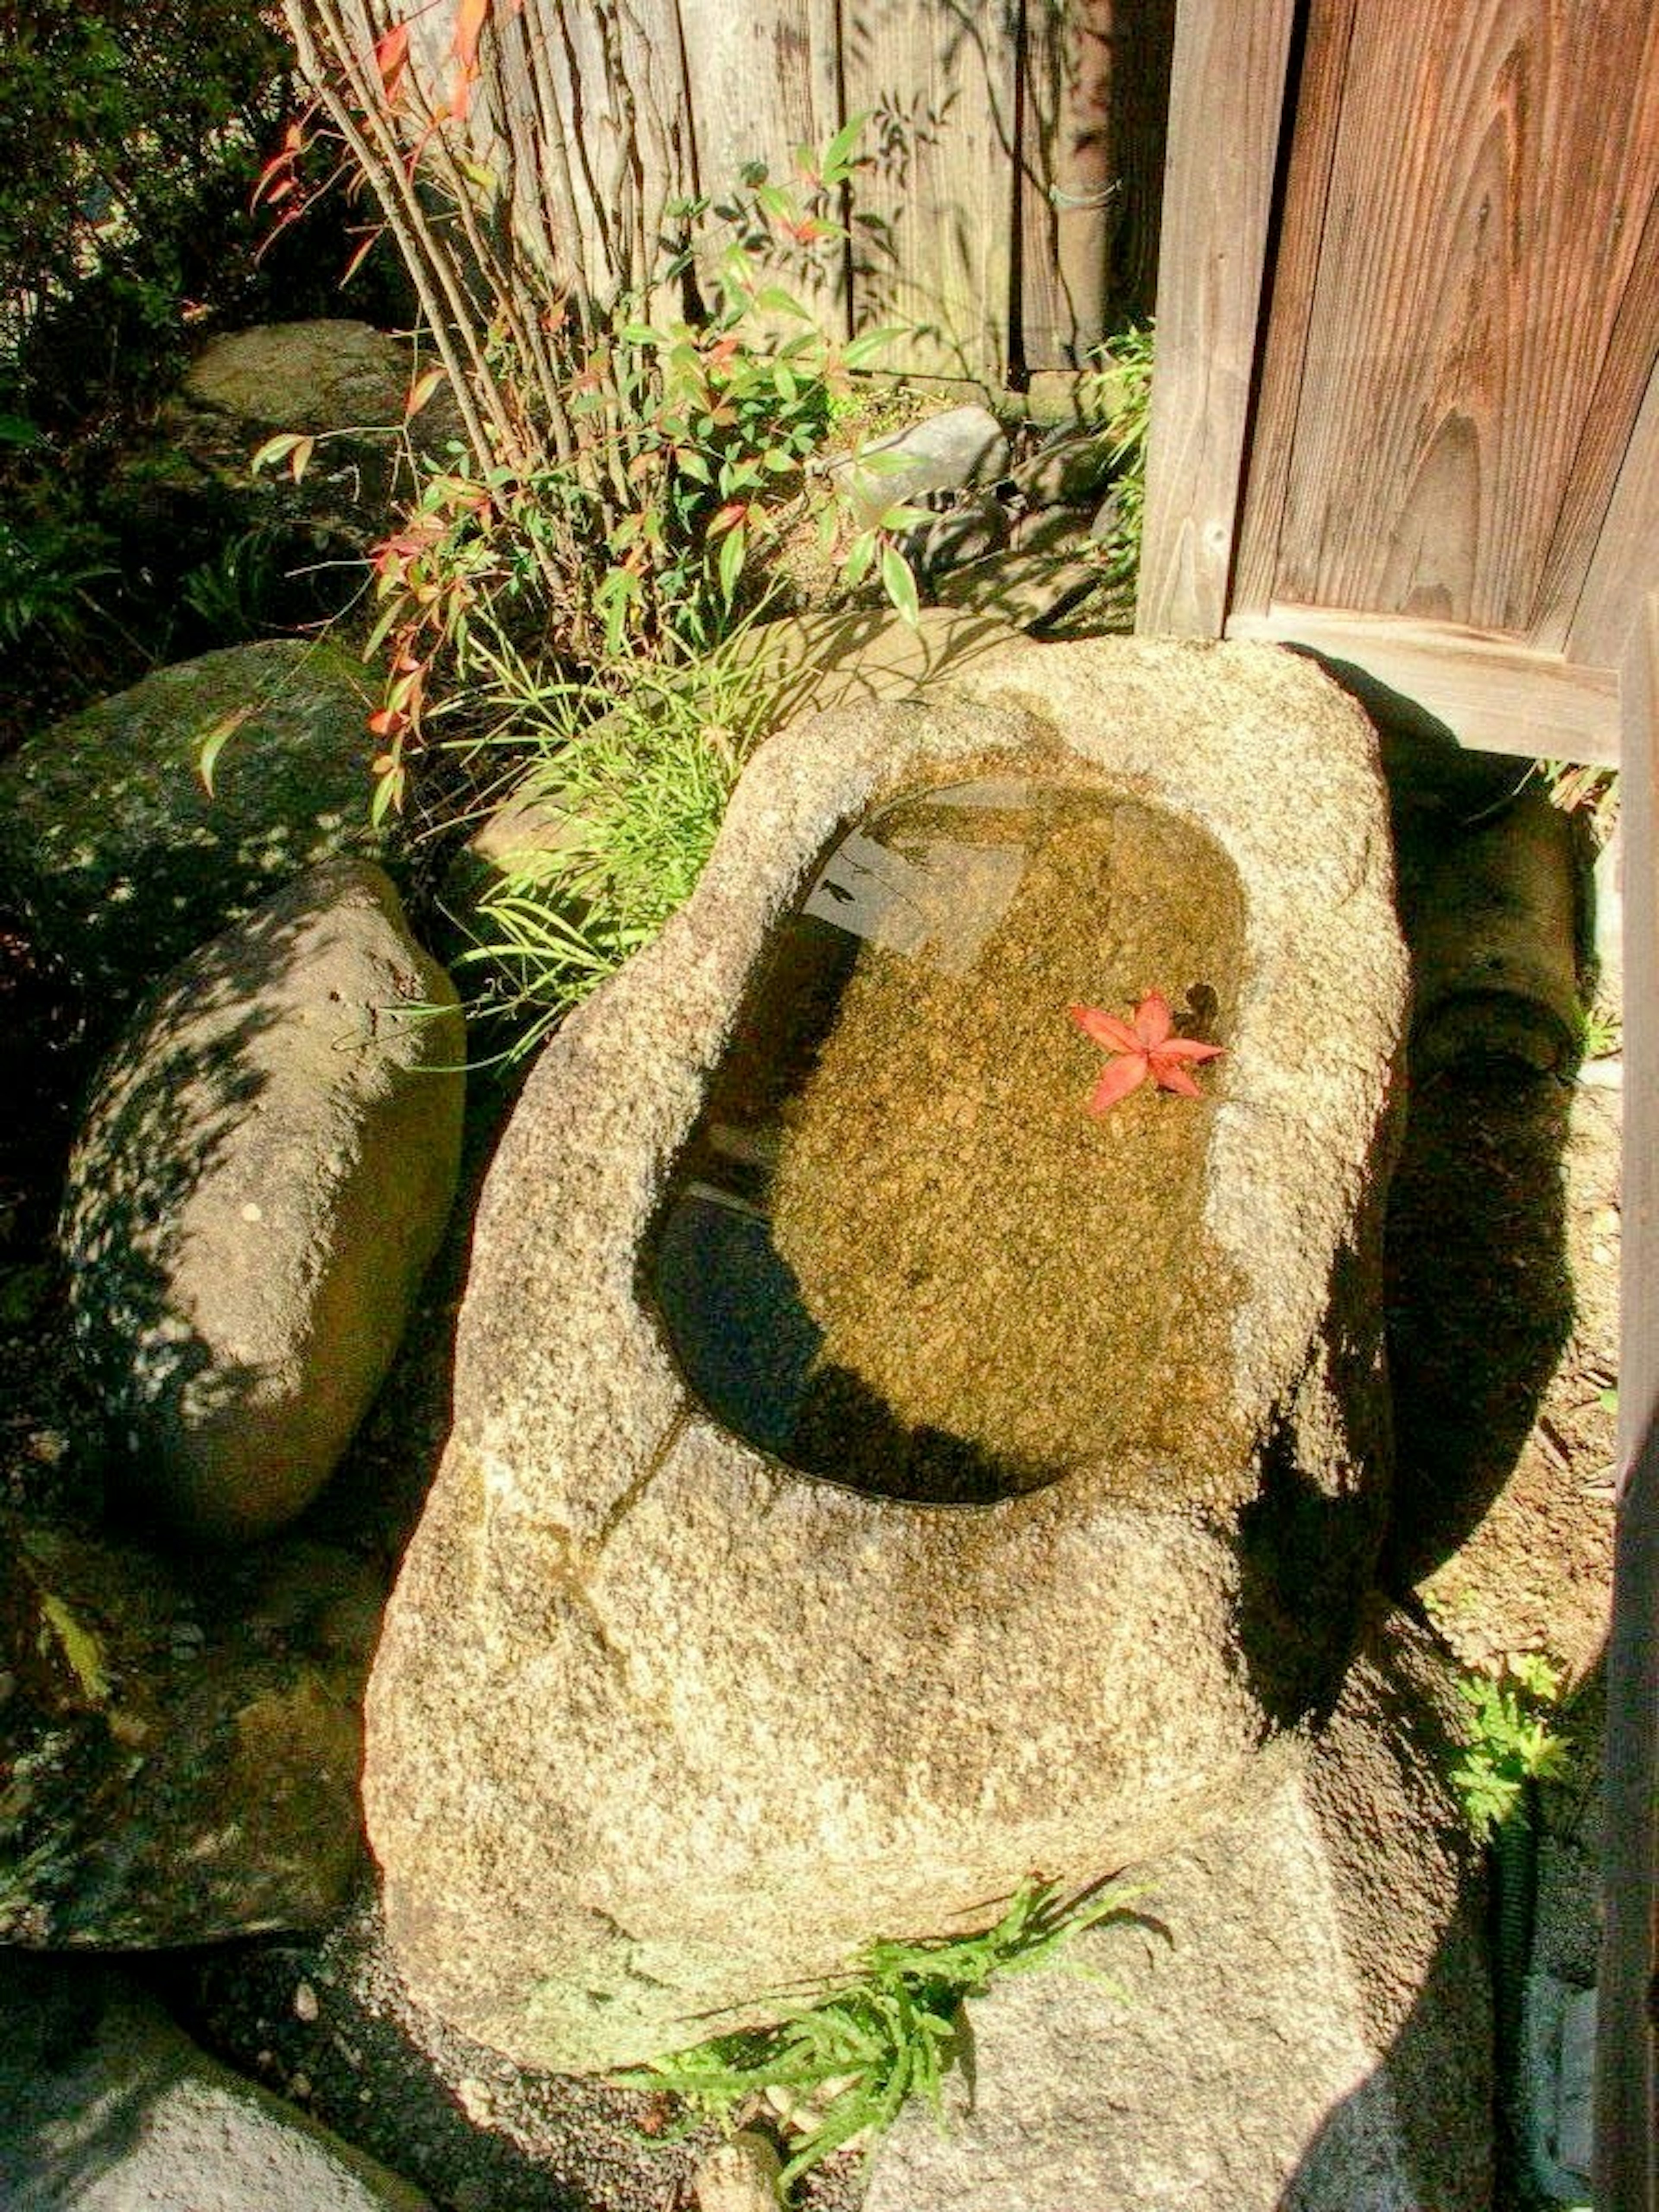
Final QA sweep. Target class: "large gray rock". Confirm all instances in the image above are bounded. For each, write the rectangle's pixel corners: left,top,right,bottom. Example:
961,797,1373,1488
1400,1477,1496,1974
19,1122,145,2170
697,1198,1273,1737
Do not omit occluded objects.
0,1955,431,2211
0,639,385,1029
863,1608,1494,2212
182,320,423,433
0,1519,376,1946
832,403,1011,528
62,858,464,1543
364,635,1408,2071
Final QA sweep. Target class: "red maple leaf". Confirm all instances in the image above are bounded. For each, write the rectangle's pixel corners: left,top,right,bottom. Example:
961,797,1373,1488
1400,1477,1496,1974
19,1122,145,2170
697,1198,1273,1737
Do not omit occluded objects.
1069,991,1224,1113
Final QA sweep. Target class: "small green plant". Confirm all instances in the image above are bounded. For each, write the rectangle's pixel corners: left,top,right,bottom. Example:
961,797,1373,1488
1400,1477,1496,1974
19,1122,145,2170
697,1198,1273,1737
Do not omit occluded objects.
0,515,116,648
1578,999,1622,1062
1081,319,1154,606
178,526,289,643
614,1875,1144,2195
1451,1654,1573,1841
1538,757,1619,844
439,619,782,1060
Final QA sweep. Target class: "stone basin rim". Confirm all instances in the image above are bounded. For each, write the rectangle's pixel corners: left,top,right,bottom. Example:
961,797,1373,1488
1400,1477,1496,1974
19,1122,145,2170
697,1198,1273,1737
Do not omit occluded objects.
459,639,1407,1538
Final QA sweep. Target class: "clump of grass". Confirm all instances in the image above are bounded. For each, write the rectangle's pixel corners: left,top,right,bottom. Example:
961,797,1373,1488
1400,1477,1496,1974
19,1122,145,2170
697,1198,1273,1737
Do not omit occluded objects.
613,1874,1145,2196
1081,320,1154,604
1450,1653,1573,1841
440,622,782,1062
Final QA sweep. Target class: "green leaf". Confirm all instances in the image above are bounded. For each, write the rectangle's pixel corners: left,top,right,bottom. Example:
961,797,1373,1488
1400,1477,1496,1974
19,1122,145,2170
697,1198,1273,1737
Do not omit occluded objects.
822,111,871,184
754,286,814,321
842,529,876,588
718,521,747,604
843,324,907,371
195,706,252,797
880,543,920,627
249,431,315,480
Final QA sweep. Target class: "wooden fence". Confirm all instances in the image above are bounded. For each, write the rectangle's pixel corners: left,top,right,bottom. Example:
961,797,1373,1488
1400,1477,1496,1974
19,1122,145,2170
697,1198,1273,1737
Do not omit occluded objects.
671,0,1175,376
404,0,1174,380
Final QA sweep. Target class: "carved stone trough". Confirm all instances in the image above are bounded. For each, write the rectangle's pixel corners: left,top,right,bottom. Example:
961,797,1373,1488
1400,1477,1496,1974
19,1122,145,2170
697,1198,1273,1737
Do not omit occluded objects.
362,634,1409,2072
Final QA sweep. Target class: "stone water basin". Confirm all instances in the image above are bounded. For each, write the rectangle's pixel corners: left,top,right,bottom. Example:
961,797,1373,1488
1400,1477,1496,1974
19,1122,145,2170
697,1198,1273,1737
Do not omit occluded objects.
652,772,1246,1505
363,634,1409,2073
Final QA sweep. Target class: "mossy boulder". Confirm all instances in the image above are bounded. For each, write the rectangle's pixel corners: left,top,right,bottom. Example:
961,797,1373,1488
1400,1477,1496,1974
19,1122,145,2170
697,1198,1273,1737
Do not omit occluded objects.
0,639,386,1037
61,858,464,1544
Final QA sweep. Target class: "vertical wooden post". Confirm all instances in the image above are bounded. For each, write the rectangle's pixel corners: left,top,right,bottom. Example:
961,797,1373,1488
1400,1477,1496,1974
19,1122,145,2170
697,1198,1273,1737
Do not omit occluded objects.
1133,0,1297,636
1597,589,1659,2212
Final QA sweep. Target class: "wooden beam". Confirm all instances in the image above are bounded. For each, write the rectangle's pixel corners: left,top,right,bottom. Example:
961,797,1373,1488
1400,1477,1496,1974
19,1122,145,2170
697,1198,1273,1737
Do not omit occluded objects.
1134,0,1298,637
1596,589,1659,2211
1229,0,1359,619
1225,605,1621,763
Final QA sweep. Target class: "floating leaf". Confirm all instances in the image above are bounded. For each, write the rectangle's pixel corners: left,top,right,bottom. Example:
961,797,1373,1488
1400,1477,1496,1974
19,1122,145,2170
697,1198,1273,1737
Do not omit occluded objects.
1070,992,1224,1112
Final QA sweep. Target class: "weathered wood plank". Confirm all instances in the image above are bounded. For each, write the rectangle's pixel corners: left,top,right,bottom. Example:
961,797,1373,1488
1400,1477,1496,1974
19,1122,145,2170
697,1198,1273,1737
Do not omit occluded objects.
676,0,848,333
840,0,1021,381
1225,606,1621,763
1230,0,1359,619
1595,590,1659,2212
1271,0,1659,637
1566,346,1659,677
1134,0,1298,636
1016,0,1175,372
1531,186,1659,651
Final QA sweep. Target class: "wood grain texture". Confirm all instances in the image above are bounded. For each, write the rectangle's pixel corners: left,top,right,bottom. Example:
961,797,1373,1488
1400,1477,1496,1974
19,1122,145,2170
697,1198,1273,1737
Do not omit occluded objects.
1567,346,1659,676
677,0,847,331
1225,605,1621,763
1270,0,1659,637
1016,0,1175,370
1532,184,1659,651
840,0,1021,380
1134,0,1298,636
1230,0,1358,619
537,0,694,305
1595,590,1659,2212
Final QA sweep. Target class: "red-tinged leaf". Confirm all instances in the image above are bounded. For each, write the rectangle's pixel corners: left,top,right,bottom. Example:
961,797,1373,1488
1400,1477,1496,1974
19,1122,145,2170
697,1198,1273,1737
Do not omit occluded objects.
1134,989,1173,1047
340,227,384,286
287,435,316,483
1152,1062,1202,1099
1088,1055,1149,1114
1155,1037,1225,1063
250,431,308,476
1070,1004,1141,1055
709,502,747,537
367,706,407,738
450,0,490,72
404,366,446,420
375,20,410,92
